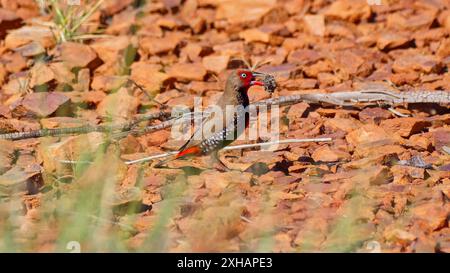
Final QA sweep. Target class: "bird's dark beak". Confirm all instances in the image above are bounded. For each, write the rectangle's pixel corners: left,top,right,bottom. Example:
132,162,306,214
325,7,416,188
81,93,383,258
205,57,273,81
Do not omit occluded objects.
250,72,266,86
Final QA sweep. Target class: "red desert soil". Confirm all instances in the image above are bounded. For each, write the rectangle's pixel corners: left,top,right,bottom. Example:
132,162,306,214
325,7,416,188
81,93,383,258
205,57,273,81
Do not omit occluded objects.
0,0,449,252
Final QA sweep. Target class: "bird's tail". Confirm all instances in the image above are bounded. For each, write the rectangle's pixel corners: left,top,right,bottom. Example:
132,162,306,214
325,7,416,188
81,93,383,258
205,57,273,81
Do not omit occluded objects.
154,146,202,168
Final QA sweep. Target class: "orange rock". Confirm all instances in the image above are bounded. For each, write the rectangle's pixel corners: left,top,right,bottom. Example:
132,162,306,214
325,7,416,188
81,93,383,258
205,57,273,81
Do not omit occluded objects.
303,15,325,37
432,129,450,152
156,16,186,29
333,50,365,76
49,62,74,84
168,62,207,82
216,0,276,24
90,36,131,64
162,0,181,10
317,72,341,86
331,24,358,41
258,64,298,82
285,78,317,90
324,118,361,133
106,8,138,35
185,16,206,34
202,55,230,74
443,11,450,32
437,38,450,60
91,75,128,92
5,26,55,49
1,51,27,73
384,229,417,246
29,62,55,87
324,0,371,22
311,145,350,162
167,94,195,108
200,170,253,197
358,107,392,124
0,118,40,134
368,166,393,185
141,130,171,147
0,63,6,86
14,41,45,57
82,91,106,105
391,165,425,180
346,124,393,147
0,104,10,118
130,62,168,93
406,134,431,151
377,32,411,51
381,117,430,137
213,41,244,56
239,28,271,43
103,0,135,16
390,72,420,86
411,203,448,231
354,144,405,159
0,8,22,39
287,102,309,123
414,28,446,48
97,87,139,120
154,89,181,104
392,54,440,74
139,32,187,55
22,92,69,117
386,9,436,31
287,49,322,65
0,139,14,173
57,42,98,68
303,60,333,78
182,43,203,62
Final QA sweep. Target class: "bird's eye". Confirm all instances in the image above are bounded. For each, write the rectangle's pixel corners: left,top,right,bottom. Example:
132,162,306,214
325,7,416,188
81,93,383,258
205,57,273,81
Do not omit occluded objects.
241,73,247,78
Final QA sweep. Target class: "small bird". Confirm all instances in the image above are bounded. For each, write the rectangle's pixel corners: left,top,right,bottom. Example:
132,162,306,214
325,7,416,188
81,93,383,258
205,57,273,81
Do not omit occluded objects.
156,69,275,169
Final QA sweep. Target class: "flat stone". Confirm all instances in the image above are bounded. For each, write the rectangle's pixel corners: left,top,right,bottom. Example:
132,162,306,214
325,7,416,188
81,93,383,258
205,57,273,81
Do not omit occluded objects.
168,62,207,82
22,92,70,117
57,42,98,68
202,55,230,74
381,117,430,137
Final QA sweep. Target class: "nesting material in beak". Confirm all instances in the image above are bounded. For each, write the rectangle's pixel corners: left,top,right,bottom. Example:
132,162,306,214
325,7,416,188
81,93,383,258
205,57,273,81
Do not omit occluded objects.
252,72,277,93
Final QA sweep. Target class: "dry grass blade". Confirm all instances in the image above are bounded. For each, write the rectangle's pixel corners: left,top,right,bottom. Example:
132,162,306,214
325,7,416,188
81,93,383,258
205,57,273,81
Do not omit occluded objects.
47,0,106,43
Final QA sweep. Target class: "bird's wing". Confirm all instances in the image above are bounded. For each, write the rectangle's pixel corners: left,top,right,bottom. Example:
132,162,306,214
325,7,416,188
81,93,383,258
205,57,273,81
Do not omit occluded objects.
178,109,218,152
177,93,239,152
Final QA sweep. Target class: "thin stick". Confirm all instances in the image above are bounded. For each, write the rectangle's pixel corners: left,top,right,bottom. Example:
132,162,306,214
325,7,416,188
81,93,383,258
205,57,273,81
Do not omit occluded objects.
124,152,178,165
0,110,170,141
1,89,448,141
58,138,332,165
126,90,450,138
443,146,450,155
123,137,332,165
387,107,409,117
223,138,332,150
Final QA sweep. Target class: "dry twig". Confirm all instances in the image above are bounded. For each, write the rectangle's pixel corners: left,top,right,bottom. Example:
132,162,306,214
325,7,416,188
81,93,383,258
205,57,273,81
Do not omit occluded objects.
1,89,448,141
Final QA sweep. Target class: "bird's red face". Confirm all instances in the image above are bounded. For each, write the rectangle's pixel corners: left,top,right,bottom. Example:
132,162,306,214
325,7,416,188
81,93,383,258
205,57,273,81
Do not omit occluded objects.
236,70,264,88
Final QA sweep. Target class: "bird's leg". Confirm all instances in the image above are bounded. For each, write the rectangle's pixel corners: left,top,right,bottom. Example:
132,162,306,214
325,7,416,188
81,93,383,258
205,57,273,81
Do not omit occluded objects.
208,151,230,172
